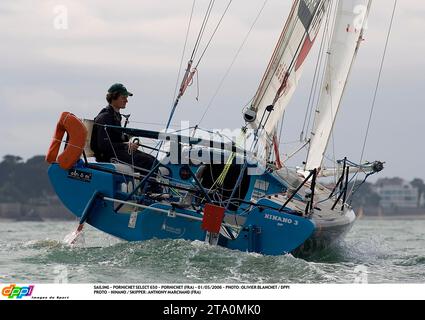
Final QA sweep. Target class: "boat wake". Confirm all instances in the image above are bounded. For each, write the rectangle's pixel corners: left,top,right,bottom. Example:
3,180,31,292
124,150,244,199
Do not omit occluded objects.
6,227,423,283
63,228,85,248
22,239,64,250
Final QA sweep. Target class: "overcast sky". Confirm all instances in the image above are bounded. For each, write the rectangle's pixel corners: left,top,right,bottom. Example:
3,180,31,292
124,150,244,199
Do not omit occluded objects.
0,0,423,181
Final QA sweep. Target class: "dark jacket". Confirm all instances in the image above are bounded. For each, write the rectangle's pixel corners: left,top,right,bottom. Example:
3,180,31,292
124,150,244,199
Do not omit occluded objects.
90,106,128,161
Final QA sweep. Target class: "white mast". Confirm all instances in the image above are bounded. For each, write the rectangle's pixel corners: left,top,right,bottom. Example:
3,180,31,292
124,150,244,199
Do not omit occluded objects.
305,0,372,171
244,0,330,161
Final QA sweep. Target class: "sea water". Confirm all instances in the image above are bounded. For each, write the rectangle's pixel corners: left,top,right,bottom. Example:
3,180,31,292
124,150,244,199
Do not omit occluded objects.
0,218,424,284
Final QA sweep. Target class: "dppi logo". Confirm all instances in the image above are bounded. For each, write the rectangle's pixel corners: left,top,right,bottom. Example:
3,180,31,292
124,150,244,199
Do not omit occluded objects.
2,284,34,299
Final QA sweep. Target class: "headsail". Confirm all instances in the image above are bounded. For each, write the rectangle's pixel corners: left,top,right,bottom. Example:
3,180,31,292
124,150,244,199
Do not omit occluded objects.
244,0,330,160
305,0,372,171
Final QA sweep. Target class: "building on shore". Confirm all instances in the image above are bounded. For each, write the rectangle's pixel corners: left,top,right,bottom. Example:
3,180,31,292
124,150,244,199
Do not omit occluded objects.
358,178,425,217
374,178,424,209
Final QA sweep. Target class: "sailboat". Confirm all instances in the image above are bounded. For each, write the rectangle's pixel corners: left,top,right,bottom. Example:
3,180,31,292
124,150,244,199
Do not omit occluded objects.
46,0,384,256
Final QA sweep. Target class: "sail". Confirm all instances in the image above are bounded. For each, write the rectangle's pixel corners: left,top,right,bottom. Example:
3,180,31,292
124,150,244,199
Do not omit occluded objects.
305,0,372,171
244,0,330,160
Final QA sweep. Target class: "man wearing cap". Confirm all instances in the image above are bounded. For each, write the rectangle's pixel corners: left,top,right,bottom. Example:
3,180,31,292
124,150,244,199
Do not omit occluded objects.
90,83,159,176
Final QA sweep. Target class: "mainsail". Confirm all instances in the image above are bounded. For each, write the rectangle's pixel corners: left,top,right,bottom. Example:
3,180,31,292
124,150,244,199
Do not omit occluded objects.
305,0,372,171
244,0,330,160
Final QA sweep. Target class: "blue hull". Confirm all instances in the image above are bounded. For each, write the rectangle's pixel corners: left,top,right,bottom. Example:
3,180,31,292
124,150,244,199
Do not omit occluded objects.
48,163,316,255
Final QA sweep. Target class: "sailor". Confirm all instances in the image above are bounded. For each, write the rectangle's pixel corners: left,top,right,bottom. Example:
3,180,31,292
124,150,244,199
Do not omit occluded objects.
90,83,159,177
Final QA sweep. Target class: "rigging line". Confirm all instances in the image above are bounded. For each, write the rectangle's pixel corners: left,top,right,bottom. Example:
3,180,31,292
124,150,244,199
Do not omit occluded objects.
300,58,320,142
129,142,137,200
304,0,337,143
279,139,305,145
359,0,395,164
300,0,332,142
279,1,330,103
316,171,361,205
350,172,374,196
129,120,180,128
240,95,255,117
191,0,215,60
282,140,309,163
103,126,127,185
329,0,372,181
304,40,326,143
277,110,285,146
194,0,233,69
164,0,199,134
349,0,397,198
260,0,331,164
257,0,330,138
163,0,216,133
274,109,286,164
321,153,334,165
197,0,269,126
251,0,299,109
304,0,335,143
171,0,196,103
324,0,338,181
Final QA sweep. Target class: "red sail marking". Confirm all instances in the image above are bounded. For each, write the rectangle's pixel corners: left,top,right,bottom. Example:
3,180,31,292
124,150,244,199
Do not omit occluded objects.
272,135,283,170
295,35,316,71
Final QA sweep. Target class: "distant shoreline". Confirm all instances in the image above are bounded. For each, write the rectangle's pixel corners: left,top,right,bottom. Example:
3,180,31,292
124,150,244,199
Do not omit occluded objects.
359,215,425,220
2,215,425,223
0,218,76,222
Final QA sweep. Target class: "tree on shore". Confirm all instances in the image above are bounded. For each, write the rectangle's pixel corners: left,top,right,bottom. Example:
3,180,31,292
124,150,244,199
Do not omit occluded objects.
410,178,425,208
348,181,381,209
0,155,54,203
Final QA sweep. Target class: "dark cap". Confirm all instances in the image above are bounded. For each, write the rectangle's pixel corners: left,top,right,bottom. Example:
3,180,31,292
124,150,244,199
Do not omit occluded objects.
108,83,133,97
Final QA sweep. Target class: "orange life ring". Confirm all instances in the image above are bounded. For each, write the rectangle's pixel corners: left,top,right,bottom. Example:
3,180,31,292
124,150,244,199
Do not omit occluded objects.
46,112,88,169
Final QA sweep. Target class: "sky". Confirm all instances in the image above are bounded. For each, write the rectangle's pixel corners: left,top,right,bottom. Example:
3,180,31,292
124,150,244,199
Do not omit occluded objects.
0,0,423,182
